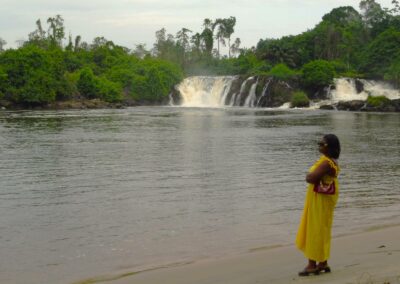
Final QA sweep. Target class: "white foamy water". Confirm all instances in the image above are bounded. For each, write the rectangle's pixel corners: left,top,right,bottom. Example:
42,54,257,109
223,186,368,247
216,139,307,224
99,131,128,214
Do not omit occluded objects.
175,76,400,109
177,76,235,107
330,78,400,102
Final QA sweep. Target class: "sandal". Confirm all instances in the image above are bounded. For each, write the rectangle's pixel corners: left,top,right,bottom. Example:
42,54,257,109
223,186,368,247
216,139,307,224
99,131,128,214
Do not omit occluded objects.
317,265,331,273
298,267,320,276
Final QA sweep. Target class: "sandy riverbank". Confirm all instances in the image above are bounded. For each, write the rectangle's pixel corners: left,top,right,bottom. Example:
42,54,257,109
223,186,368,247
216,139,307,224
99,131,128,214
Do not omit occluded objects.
75,224,400,284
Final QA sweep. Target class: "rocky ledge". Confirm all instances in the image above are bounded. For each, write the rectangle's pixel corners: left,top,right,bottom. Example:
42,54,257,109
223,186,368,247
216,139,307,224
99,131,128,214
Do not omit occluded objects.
320,99,400,112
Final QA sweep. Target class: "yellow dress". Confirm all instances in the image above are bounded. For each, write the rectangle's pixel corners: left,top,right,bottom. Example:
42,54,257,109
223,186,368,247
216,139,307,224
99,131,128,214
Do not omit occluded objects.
295,155,340,262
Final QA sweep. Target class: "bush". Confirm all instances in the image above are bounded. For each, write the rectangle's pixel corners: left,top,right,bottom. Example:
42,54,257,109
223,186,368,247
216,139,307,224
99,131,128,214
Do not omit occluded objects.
301,60,335,90
0,45,57,104
291,91,310,108
16,71,56,104
268,63,296,80
0,67,7,99
97,77,123,102
77,67,98,99
366,95,391,107
384,58,400,87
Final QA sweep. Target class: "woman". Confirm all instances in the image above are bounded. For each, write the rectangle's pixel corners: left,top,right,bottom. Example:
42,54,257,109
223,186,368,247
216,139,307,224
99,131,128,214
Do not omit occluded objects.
296,134,341,276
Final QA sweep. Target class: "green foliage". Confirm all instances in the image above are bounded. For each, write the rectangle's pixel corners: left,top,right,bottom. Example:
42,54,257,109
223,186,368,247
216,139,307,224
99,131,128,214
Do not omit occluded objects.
301,60,335,90
384,57,400,87
15,70,56,104
77,67,98,99
366,95,391,107
77,67,123,102
0,44,58,104
96,77,123,102
0,66,7,99
290,91,310,108
360,28,400,78
268,64,297,80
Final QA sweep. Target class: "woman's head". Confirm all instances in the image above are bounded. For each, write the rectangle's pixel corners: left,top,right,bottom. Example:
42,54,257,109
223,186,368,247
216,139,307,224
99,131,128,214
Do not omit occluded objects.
318,134,341,159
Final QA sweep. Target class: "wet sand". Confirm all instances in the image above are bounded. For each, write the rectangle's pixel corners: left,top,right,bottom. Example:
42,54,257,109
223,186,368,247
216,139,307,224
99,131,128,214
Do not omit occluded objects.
77,224,400,284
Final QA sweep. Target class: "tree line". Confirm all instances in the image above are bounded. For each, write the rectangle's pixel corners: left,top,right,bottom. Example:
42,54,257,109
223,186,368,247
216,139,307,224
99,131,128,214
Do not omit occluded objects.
0,0,399,107
255,0,400,89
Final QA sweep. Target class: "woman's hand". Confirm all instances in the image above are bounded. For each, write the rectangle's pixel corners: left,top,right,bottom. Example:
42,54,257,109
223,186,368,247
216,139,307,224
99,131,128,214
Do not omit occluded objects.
306,161,335,184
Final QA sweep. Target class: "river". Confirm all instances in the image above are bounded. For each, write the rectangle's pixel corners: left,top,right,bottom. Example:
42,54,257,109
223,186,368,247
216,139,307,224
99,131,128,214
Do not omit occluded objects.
0,107,399,283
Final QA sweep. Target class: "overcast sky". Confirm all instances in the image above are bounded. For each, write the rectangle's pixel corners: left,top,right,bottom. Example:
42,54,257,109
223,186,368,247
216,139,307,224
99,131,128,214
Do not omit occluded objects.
0,0,395,51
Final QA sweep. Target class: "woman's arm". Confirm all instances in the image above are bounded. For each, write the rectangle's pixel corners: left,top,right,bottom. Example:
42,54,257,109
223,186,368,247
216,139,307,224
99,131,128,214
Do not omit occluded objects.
306,160,335,184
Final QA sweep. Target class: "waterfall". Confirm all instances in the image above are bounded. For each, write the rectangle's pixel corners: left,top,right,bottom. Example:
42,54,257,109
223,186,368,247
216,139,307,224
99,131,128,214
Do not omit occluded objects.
361,79,400,100
244,79,258,107
229,93,237,106
177,76,235,107
329,78,400,102
256,79,272,107
219,78,235,105
175,76,399,110
233,77,253,106
329,78,368,102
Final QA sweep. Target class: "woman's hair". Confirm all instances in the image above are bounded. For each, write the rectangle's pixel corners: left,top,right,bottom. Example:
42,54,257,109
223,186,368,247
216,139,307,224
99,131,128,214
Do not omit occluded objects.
324,134,341,159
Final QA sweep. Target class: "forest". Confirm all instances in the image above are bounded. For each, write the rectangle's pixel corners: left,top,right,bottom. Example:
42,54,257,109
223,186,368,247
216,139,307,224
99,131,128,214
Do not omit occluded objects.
0,0,399,107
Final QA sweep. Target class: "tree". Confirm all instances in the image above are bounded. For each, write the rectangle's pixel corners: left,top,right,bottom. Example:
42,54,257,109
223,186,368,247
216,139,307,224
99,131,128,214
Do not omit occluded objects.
301,60,335,92
359,0,391,37
133,43,149,59
223,16,236,58
230,38,241,57
213,19,226,57
176,28,192,65
392,0,400,14
360,27,400,77
66,33,73,51
28,19,47,48
0,37,6,52
0,45,57,104
77,67,98,99
176,28,192,52
74,35,82,52
153,28,167,57
256,38,297,67
190,32,202,58
47,15,65,46
201,19,214,56
0,66,7,99
269,63,296,80
384,57,400,87
91,36,109,48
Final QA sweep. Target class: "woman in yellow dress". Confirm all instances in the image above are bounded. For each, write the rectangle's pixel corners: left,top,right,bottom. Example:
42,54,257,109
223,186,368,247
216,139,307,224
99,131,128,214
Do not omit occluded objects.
296,134,341,276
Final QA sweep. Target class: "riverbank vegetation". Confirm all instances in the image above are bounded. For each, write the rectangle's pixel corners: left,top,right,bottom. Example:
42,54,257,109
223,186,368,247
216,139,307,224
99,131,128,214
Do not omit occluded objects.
0,0,399,108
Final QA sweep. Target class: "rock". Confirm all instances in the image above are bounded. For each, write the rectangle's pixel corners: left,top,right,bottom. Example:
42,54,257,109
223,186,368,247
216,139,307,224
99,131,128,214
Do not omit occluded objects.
257,78,294,108
337,100,365,111
319,105,336,110
354,79,364,93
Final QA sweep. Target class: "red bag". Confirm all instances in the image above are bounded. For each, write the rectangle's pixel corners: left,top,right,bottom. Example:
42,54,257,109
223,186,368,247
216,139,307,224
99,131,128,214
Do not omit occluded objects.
313,181,335,195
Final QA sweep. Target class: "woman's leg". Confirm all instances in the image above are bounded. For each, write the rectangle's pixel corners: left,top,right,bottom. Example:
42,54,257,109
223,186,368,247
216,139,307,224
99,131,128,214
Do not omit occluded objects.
307,259,317,269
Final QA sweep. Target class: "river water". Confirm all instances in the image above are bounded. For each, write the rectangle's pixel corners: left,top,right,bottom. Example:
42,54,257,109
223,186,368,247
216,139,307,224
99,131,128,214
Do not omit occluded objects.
0,107,399,284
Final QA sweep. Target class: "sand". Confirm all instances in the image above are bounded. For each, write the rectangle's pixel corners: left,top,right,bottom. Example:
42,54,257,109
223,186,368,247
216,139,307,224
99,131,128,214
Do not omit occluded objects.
79,225,400,284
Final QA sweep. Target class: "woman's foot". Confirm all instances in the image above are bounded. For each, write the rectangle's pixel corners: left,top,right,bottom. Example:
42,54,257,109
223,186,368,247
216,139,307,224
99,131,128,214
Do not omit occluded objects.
317,261,331,273
298,265,319,276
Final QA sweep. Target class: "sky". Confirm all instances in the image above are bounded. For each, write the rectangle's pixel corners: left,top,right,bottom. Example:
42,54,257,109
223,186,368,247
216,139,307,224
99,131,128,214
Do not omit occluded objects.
0,0,395,52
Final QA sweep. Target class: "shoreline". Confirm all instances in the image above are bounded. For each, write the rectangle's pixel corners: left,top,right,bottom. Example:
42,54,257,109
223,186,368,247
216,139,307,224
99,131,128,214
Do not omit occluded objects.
1,98,400,112
73,223,400,284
